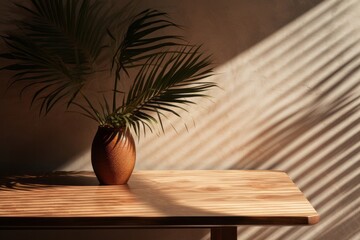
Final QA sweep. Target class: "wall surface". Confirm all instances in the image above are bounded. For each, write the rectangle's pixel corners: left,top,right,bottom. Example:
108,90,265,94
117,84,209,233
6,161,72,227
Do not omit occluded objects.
1,0,359,239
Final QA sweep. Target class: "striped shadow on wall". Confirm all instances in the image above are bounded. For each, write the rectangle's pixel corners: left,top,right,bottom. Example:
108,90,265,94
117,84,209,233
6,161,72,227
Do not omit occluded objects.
136,0,360,239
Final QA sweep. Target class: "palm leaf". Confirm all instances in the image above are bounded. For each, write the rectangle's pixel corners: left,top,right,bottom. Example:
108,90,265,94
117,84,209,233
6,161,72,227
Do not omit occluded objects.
1,1,217,135
113,9,185,72
110,8,186,111
0,0,121,115
114,46,215,134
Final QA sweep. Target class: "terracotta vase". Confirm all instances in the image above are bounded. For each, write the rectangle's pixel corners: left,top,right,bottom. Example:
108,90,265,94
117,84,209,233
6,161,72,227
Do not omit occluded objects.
91,126,136,185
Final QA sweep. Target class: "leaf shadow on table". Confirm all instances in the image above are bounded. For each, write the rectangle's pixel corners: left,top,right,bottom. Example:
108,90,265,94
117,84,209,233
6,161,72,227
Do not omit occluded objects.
0,171,99,191
126,174,225,219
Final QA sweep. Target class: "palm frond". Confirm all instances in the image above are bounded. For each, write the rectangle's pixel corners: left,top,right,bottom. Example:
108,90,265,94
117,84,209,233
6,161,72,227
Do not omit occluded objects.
1,1,217,136
1,0,116,114
110,9,186,113
113,9,185,71
113,46,216,134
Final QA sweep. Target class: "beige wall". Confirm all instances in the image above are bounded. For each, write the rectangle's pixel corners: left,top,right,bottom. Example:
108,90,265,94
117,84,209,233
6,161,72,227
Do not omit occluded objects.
1,0,359,239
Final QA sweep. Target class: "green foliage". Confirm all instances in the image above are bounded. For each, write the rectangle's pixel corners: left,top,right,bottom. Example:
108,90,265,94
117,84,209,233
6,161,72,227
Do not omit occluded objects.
1,0,216,137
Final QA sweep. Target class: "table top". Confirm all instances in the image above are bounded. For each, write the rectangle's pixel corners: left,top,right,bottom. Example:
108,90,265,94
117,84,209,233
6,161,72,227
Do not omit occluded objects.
0,170,319,228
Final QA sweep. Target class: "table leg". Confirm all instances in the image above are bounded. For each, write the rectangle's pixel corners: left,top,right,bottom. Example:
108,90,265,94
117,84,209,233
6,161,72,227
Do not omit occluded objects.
211,227,237,240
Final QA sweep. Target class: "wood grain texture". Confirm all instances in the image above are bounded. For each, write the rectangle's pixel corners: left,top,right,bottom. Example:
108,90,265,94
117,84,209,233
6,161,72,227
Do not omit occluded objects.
0,170,319,228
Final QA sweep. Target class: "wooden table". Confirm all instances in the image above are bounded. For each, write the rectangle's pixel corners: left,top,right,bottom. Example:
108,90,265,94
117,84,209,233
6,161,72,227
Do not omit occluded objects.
0,170,319,240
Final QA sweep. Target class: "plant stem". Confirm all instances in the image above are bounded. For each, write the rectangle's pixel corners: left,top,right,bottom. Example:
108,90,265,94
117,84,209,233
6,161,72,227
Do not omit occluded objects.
112,66,121,112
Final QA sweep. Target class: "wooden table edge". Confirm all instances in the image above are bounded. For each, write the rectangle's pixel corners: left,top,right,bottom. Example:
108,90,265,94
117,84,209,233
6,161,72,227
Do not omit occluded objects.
0,169,320,240
0,215,320,229
308,214,320,225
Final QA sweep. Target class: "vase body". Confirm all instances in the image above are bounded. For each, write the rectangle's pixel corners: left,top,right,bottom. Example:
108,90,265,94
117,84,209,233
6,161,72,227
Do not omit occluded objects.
91,126,136,185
